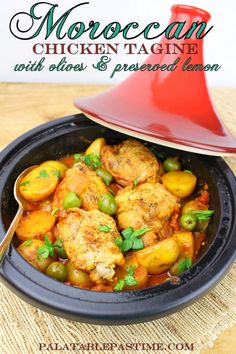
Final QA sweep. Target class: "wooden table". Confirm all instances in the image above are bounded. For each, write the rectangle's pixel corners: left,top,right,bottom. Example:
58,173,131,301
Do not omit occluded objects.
0,83,235,353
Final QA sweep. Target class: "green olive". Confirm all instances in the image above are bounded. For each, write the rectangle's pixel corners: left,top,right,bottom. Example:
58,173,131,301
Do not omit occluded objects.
62,191,82,209
98,193,117,215
53,240,68,259
180,213,197,231
67,261,92,288
96,168,113,186
163,157,181,172
46,262,67,282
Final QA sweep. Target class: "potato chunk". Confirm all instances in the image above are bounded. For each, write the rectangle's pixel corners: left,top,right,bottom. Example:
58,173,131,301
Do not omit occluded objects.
19,165,59,202
135,238,180,274
173,231,194,260
17,239,54,272
85,137,106,156
161,171,197,198
40,160,67,177
16,210,55,242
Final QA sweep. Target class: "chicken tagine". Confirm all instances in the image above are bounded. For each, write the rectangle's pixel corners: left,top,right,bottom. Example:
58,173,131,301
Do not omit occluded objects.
15,138,214,292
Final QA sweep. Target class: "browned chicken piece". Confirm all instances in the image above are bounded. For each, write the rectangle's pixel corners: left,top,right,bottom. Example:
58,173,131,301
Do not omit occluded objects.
116,182,180,245
57,209,125,283
52,163,108,211
101,139,159,186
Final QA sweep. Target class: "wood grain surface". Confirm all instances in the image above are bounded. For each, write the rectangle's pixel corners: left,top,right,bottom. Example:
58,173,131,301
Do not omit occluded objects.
0,83,235,354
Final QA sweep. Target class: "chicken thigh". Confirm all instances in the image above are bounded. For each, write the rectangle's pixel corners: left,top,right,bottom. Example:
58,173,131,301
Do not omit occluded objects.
116,182,179,243
101,139,159,186
57,209,124,283
52,163,108,211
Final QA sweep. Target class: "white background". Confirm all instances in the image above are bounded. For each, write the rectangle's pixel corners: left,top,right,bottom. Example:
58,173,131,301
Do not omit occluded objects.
0,0,235,86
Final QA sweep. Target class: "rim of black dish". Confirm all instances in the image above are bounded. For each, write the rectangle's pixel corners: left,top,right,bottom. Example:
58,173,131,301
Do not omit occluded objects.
0,114,236,324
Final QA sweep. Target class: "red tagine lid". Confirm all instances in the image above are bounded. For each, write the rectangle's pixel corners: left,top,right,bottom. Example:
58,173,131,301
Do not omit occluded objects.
75,4,236,156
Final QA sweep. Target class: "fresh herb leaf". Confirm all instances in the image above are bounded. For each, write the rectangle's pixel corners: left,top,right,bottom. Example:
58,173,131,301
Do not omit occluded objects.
132,227,152,238
178,258,186,274
191,210,214,221
98,224,111,232
124,266,137,286
36,170,49,179
133,178,139,187
121,238,133,252
51,207,59,216
185,258,192,269
52,169,61,178
132,238,144,250
113,266,138,291
114,279,125,291
124,275,138,286
53,239,63,249
37,247,50,259
20,181,30,187
36,235,54,260
24,240,32,246
73,153,82,162
115,237,122,247
184,170,192,174
126,265,135,276
121,227,133,239
118,227,150,252
83,153,102,170
45,236,54,256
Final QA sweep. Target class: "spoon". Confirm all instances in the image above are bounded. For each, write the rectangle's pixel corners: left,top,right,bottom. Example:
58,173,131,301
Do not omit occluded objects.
0,166,37,264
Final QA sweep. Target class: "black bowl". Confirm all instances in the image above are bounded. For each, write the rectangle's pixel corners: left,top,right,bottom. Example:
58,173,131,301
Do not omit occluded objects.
0,114,236,324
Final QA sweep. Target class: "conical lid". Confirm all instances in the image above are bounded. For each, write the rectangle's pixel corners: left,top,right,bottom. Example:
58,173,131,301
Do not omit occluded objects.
75,4,236,156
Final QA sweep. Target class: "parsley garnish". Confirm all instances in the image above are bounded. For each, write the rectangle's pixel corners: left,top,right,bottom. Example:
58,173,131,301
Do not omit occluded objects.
51,207,59,216
53,239,63,249
184,170,193,174
115,237,123,247
24,240,32,246
114,279,125,291
52,169,61,178
20,181,30,187
191,210,214,221
37,236,63,260
114,266,138,291
178,257,192,274
117,227,151,252
36,170,49,179
83,153,102,170
98,224,111,232
185,258,192,269
73,153,82,162
73,153,101,170
133,178,139,187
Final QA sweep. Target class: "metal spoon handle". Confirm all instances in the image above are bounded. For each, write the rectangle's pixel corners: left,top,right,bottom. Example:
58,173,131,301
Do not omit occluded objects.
0,206,23,264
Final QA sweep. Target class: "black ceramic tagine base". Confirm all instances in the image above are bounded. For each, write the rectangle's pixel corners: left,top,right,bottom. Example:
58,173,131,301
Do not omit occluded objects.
0,114,236,324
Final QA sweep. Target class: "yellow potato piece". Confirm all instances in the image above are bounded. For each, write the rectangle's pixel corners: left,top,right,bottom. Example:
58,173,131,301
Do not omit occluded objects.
181,200,207,215
161,171,197,198
85,137,106,156
135,238,180,275
17,239,54,272
19,165,59,202
173,231,194,260
16,210,56,241
40,160,67,177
